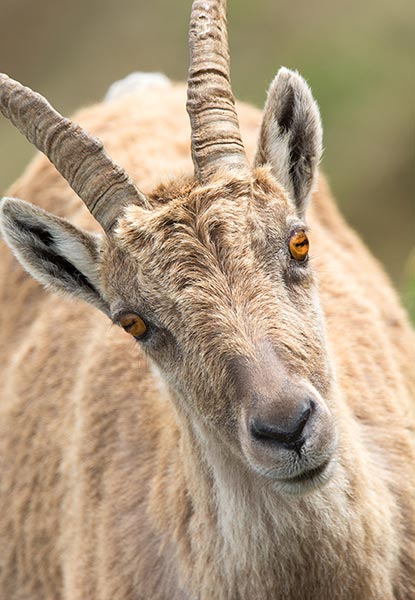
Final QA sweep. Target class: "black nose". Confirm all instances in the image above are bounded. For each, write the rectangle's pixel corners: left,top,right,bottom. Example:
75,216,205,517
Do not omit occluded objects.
250,399,314,451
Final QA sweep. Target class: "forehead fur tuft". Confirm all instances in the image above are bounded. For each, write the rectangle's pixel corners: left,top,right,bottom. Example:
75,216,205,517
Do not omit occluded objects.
148,169,252,207
115,167,291,254
128,166,288,217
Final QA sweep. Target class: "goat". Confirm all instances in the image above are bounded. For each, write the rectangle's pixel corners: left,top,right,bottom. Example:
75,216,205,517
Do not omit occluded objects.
0,1,414,598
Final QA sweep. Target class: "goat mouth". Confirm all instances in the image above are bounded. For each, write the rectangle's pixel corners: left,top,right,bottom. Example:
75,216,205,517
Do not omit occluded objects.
283,459,330,484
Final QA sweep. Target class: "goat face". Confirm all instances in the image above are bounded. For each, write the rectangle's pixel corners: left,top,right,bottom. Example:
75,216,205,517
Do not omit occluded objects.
100,165,337,495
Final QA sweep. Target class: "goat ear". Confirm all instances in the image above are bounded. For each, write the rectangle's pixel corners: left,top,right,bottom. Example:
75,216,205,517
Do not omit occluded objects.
0,197,110,315
255,67,323,216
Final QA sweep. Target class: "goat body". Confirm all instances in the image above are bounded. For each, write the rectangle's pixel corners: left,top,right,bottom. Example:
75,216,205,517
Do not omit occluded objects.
0,1,414,596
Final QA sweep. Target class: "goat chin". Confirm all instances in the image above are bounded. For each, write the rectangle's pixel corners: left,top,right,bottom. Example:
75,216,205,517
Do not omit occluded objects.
271,458,337,496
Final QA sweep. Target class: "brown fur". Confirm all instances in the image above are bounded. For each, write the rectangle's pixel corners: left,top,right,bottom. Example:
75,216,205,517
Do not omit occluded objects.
0,83,414,599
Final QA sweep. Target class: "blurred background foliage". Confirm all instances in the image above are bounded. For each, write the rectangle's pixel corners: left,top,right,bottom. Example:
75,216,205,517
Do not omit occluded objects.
0,0,413,312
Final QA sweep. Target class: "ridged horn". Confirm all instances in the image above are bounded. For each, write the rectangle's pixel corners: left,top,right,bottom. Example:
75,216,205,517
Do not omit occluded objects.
0,73,150,233
186,0,248,181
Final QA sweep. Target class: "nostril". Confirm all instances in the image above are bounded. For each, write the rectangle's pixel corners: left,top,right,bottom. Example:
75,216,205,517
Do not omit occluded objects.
249,399,314,451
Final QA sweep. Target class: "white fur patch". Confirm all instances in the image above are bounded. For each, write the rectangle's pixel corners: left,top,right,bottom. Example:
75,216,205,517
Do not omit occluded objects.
104,72,171,102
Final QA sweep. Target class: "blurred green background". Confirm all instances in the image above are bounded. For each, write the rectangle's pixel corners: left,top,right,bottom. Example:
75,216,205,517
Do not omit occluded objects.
0,0,413,295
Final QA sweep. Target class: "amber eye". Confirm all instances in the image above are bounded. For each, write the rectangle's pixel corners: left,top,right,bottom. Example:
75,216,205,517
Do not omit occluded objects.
289,229,309,261
119,313,148,339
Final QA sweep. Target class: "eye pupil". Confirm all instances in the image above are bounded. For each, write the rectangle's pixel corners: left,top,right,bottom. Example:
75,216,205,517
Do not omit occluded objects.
119,313,148,339
289,229,309,261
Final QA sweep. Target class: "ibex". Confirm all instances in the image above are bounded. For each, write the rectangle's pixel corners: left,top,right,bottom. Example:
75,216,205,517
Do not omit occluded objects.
0,1,414,598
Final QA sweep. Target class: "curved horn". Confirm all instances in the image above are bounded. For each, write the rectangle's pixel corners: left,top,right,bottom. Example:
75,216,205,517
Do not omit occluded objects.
186,0,248,181
0,74,149,233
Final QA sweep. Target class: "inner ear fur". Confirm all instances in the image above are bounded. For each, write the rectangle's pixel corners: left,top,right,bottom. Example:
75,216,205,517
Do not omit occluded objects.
0,197,110,314
255,67,323,216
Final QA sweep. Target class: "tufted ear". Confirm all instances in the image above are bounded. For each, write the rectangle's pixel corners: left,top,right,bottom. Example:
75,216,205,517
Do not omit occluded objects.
255,67,323,216
0,197,110,315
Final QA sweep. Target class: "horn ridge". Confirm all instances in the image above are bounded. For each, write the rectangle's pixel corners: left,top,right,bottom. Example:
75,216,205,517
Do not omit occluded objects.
187,0,248,181
0,73,149,233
